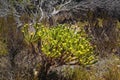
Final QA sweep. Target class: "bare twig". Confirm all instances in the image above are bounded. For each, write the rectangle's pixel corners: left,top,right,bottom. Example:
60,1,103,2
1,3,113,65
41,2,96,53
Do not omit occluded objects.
59,0,72,9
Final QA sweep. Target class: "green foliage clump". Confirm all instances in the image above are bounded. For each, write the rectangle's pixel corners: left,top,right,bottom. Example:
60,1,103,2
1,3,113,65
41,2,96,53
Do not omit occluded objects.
22,23,96,65
22,23,39,44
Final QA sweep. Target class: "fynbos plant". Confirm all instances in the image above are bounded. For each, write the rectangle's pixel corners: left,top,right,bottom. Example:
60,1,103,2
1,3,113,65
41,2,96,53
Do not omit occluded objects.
22,23,96,65
22,23,96,80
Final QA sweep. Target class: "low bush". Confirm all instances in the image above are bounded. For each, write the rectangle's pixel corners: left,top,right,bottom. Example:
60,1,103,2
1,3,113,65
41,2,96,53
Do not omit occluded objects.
21,23,97,80
22,23,96,66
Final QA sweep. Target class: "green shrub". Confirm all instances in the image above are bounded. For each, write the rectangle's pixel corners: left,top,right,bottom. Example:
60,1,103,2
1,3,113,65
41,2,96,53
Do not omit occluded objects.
22,23,96,65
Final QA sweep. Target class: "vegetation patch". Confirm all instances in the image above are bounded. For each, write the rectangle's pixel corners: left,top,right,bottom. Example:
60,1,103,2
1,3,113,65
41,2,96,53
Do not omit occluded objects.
22,23,97,66
0,41,8,56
